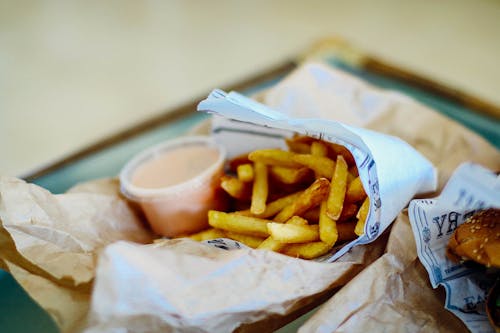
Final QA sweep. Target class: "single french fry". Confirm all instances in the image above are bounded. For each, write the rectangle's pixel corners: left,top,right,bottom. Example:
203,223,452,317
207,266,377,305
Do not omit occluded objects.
236,191,304,218
285,141,311,154
310,141,328,157
286,215,309,226
237,163,254,182
270,166,311,184
228,153,251,172
257,215,308,251
319,201,338,246
220,175,251,200
224,231,265,249
248,149,302,168
208,210,269,237
355,197,370,236
267,223,319,243
281,241,332,259
186,228,226,242
250,162,268,215
326,155,348,220
285,135,314,154
348,165,359,177
337,221,358,242
291,154,336,179
274,178,330,223
327,142,355,166
345,176,367,203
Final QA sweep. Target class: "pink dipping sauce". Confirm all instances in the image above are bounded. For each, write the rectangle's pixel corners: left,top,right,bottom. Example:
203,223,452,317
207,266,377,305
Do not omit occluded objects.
120,136,227,237
131,145,220,189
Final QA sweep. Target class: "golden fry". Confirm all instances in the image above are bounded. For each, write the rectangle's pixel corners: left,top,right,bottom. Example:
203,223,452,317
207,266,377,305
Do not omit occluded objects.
224,231,265,248
326,155,348,220
274,178,330,223
310,141,328,157
248,149,302,168
291,154,335,179
327,142,355,166
267,223,319,243
237,163,254,182
186,228,226,242
228,153,251,172
208,210,269,237
250,162,269,215
319,201,338,246
257,216,308,251
220,175,251,200
355,197,370,236
281,241,332,259
236,191,303,218
346,176,367,203
270,166,311,184
287,215,309,226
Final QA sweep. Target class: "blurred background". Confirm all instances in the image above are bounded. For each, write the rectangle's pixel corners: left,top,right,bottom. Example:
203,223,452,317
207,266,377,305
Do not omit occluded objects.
1,0,500,177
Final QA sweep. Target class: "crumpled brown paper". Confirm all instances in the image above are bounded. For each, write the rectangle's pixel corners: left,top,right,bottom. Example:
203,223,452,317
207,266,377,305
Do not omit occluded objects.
0,177,154,332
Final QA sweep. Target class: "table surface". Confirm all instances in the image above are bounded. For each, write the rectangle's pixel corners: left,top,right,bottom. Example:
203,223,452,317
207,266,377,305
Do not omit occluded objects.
2,0,500,177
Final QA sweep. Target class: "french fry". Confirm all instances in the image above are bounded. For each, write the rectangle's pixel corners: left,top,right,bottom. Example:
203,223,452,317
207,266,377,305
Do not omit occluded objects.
257,216,308,251
310,141,328,157
249,148,336,179
327,142,356,166
185,228,226,242
267,223,319,243
274,178,330,223
220,175,251,201
355,197,370,236
281,241,332,259
285,141,311,154
291,154,335,179
208,210,269,237
224,231,265,249
285,135,314,153
345,176,367,203
228,153,251,172
236,191,303,218
326,155,348,220
270,166,311,184
250,162,268,215
248,149,302,168
237,163,254,182
319,201,338,246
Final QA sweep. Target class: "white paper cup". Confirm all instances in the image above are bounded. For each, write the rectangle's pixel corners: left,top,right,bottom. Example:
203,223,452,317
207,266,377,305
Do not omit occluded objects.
119,136,227,237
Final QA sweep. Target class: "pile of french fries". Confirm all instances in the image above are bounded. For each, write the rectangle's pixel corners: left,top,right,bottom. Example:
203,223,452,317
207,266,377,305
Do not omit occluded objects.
181,135,369,260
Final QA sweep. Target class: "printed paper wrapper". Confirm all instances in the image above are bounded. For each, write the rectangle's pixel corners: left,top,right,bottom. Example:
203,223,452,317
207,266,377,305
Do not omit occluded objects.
409,163,500,333
197,87,437,260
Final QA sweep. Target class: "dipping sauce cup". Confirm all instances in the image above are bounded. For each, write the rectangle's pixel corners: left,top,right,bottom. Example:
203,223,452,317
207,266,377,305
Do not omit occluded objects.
119,136,227,237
